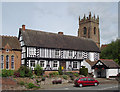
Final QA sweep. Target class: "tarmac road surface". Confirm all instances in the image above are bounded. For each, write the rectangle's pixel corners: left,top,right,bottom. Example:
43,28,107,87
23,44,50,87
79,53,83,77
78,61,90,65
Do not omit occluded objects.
46,84,119,90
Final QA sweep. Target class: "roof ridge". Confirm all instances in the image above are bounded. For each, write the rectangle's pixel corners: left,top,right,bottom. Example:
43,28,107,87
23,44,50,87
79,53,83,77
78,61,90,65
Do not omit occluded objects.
23,28,94,42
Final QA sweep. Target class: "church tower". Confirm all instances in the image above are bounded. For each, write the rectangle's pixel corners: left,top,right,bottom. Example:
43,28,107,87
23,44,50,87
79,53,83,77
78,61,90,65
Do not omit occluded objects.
78,12,100,48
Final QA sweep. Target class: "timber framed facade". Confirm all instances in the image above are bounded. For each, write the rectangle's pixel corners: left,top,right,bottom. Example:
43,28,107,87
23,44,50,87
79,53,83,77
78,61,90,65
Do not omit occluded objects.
18,25,100,71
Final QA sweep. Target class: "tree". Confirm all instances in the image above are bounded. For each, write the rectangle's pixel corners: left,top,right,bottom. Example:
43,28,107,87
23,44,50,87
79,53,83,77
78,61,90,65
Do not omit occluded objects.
100,39,120,65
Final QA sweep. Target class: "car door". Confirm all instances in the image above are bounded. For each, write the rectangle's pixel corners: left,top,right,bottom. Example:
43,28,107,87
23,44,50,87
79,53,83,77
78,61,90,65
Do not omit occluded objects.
87,78,93,85
83,78,88,86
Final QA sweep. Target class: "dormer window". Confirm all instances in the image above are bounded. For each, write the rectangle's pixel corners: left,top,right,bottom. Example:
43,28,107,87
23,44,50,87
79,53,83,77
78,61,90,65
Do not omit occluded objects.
6,49,9,52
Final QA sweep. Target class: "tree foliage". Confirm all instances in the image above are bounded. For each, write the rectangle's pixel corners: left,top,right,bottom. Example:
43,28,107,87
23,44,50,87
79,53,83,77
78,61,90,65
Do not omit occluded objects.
100,39,120,65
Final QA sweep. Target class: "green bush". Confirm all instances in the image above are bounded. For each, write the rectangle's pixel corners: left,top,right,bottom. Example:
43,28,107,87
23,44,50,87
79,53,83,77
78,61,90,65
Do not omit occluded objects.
58,67,63,75
18,81,25,85
73,73,79,77
2,69,14,77
79,66,88,77
62,75,68,80
27,83,35,89
19,70,25,77
34,64,44,76
18,66,33,77
69,74,74,80
49,72,59,77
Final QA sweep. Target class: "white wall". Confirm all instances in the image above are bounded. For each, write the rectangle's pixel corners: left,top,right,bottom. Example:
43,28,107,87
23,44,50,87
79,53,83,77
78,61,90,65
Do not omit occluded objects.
107,69,119,77
82,60,92,73
89,52,94,61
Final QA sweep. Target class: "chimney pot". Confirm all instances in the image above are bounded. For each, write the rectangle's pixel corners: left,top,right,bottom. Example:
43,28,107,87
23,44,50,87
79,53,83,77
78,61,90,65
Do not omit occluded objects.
58,32,63,35
22,25,25,31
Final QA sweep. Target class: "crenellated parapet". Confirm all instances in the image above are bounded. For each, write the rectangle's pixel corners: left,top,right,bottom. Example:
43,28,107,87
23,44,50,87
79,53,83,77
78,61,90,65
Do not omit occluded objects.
79,12,99,25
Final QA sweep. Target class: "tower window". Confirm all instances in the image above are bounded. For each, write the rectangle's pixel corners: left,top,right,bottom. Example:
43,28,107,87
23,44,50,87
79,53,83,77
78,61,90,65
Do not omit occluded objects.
94,27,96,34
83,27,87,35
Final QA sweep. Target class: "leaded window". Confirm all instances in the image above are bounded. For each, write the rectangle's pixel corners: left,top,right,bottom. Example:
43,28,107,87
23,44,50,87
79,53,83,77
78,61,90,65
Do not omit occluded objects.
53,61,58,67
1,55,4,69
40,61,45,67
73,61,77,69
11,55,14,69
6,55,9,69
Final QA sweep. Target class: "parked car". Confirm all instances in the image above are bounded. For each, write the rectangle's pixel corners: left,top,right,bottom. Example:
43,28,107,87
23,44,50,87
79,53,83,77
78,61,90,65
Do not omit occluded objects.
74,77,99,87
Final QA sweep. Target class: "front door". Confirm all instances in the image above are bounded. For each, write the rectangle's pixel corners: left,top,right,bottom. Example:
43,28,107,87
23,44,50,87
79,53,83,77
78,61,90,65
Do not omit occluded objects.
61,61,66,70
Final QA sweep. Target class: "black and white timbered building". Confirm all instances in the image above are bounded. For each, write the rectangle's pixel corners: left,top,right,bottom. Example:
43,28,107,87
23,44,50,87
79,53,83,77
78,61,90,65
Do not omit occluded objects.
18,25,100,71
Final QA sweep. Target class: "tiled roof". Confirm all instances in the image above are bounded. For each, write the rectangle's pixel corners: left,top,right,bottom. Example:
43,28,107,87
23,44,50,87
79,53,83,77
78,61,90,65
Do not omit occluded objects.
0,35,21,50
99,59,120,68
85,59,97,66
20,29,101,52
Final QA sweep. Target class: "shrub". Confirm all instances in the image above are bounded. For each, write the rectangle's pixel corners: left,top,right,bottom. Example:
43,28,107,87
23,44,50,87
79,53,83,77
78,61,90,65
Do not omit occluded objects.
70,75,74,80
2,69,14,77
17,66,33,77
79,66,88,77
18,81,24,85
27,83,35,89
58,67,63,75
19,70,25,77
41,76,45,81
34,64,44,76
62,75,68,80
73,72,79,77
14,71,20,77
49,72,59,77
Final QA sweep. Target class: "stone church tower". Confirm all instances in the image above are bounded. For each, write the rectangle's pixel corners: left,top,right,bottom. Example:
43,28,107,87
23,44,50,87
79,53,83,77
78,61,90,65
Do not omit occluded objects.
78,12,100,48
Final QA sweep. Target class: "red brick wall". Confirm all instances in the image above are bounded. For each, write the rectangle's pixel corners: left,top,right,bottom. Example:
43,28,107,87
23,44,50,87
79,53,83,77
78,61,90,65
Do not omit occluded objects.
0,49,21,70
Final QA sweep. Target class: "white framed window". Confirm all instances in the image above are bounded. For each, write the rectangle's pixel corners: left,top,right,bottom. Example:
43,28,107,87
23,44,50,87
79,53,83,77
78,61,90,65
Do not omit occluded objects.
69,51,72,56
30,60,35,67
29,47,36,57
73,61,77,69
40,61,45,67
55,50,59,56
53,61,58,67
11,55,14,69
1,55,4,69
6,55,9,69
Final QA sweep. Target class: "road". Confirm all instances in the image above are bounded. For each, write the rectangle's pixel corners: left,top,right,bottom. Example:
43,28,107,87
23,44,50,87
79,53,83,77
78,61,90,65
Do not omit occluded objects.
46,84,119,90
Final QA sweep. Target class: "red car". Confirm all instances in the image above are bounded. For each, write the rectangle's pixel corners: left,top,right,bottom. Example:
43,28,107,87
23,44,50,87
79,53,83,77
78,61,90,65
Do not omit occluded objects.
74,77,99,87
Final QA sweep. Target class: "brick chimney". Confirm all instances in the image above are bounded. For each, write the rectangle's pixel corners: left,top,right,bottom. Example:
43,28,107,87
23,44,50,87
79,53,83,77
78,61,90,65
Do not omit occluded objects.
58,32,63,35
22,25,25,31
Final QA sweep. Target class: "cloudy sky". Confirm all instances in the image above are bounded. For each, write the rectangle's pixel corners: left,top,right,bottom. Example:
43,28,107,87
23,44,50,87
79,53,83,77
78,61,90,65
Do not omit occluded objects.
1,1,118,46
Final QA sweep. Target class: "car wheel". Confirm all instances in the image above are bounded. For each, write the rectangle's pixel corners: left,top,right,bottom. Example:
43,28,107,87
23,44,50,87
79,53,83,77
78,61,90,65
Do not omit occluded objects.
94,83,98,86
79,84,83,87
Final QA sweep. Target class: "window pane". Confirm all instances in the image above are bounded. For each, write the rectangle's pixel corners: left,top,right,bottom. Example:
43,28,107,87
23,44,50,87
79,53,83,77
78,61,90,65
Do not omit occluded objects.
40,61,44,67
1,55,4,69
53,61,58,67
11,56,14,69
6,55,9,69
73,62,77,68
30,61,35,67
